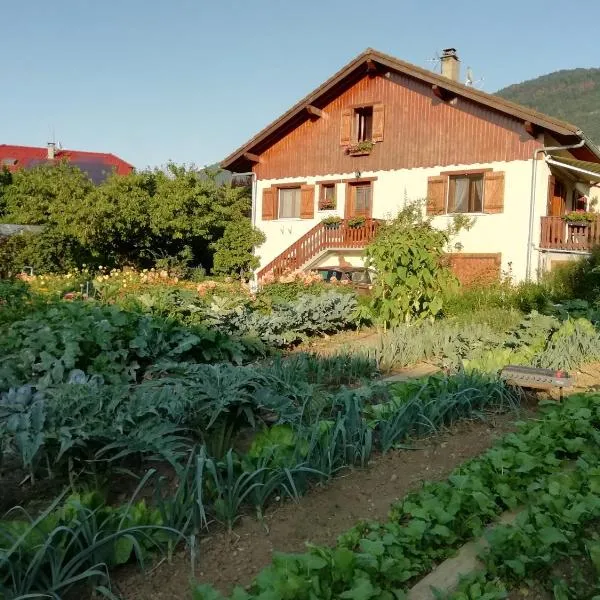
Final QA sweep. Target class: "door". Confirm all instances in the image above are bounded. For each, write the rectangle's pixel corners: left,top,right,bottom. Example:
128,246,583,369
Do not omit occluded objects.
547,176,566,216
346,182,373,218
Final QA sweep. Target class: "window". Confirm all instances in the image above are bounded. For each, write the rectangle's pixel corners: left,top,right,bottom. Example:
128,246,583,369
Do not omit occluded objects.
353,183,372,215
319,184,336,210
354,106,373,142
448,174,483,213
278,187,301,218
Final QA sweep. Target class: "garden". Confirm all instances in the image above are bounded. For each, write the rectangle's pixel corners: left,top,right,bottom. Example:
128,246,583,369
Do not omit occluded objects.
4,188,600,599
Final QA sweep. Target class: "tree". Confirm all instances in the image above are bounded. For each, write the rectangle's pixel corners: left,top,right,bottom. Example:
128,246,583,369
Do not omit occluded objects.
0,167,12,218
211,219,266,277
2,161,93,225
0,161,258,275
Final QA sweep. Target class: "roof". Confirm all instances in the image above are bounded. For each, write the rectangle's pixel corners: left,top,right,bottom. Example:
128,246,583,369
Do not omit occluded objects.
222,48,600,171
0,144,134,184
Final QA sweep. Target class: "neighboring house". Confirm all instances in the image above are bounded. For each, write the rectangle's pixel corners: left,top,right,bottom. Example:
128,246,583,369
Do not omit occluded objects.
221,48,600,284
0,143,133,184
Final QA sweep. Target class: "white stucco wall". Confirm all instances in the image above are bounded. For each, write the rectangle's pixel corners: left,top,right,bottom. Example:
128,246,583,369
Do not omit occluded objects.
254,158,551,282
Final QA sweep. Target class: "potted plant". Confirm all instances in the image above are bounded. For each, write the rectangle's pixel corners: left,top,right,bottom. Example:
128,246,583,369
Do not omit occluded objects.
345,140,374,156
562,211,596,226
319,197,336,211
321,215,342,229
347,215,366,229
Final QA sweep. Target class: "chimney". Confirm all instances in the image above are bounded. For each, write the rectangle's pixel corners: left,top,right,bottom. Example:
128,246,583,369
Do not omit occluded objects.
440,48,460,82
47,142,56,160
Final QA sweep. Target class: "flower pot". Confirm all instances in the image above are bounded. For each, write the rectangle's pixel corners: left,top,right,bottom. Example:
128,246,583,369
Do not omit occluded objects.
324,223,341,230
567,221,590,227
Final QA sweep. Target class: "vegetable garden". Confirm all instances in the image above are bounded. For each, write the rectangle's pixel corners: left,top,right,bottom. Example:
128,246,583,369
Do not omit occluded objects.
4,249,600,598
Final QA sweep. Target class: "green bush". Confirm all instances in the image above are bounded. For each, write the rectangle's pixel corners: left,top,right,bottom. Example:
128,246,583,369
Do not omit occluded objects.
442,280,550,319
211,219,265,277
0,162,261,276
366,212,453,325
543,246,600,302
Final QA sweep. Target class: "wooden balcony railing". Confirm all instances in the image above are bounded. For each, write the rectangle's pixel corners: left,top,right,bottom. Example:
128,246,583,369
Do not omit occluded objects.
540,216,600,251
257,218,381,280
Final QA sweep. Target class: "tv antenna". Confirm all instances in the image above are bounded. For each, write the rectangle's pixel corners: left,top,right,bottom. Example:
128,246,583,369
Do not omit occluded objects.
465,67,485,89
425,50,442,73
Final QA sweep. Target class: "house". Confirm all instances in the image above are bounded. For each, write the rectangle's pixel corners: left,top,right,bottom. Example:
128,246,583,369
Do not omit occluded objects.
0,143,133,184
221,48,600,284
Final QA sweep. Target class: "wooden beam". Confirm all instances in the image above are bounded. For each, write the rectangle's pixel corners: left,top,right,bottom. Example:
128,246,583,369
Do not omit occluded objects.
432,84,456,102
306,105,325,118
366,59,378,76
242,152,261,164
524,121,539,138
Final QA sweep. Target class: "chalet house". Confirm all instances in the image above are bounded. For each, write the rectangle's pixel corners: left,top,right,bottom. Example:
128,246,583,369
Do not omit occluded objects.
0,143,133,184
222,48,600,284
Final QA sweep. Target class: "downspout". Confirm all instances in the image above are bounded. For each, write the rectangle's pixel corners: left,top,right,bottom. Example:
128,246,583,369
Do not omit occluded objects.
526,137,585,281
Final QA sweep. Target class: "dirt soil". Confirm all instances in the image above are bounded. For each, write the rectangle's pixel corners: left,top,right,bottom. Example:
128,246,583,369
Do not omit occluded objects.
114,405,537,600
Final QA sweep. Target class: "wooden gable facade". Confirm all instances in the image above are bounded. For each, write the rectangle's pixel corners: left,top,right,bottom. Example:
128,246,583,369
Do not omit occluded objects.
254,71,542,180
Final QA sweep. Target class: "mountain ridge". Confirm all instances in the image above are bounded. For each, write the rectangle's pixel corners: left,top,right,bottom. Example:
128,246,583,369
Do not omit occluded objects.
496,67,600,144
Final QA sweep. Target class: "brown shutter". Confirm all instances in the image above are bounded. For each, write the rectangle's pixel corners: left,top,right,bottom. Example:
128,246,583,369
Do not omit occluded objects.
484,171,505,214
426,176,447,215
300,185,315,219
547,174,555,216
372,103,385,142
344,184,353,217
262,187,276,220
340,108,352,146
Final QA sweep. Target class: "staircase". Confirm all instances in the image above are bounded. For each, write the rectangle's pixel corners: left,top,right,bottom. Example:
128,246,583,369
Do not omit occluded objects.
257,218,381,280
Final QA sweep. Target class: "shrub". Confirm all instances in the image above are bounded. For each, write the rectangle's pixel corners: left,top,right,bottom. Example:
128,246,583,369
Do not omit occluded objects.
365,203,457,326
211,219,266,277
442,280,550,319
543,247,600,302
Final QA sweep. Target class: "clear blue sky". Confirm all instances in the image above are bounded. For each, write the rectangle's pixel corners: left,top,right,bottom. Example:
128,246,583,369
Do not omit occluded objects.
2,0,599,169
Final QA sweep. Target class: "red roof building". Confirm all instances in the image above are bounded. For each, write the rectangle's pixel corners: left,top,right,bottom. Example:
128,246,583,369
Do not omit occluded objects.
0,143,134,184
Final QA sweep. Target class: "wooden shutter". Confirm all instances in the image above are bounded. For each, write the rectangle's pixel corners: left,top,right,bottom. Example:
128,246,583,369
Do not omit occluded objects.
426,176,447,215
262,187,276,220
344,184,353,217
546,174,555,216
484,171,505,214
372,103,385,142
340,108,352,146
300,185,315,219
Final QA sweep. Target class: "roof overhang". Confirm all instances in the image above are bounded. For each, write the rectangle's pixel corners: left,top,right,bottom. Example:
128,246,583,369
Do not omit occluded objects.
221,48,600,172
546,155,600,183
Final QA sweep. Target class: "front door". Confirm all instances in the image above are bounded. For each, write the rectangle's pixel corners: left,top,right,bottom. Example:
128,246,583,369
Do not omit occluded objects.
548,176,566,216
347,182,373,218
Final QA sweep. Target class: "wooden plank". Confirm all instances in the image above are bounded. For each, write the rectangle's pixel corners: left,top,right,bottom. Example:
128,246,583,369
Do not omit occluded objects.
242,152,261,163
306,105,325,118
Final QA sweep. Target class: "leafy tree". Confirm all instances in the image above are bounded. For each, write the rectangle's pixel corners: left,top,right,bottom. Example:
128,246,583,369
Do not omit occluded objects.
0,230,94,276
0,167,12,217
65,170,155,266
0,161,259,276
365,201,456,326
2,161,93,225
211,219,266,277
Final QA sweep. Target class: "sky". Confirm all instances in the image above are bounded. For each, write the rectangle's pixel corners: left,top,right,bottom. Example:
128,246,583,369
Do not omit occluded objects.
2,0,599,169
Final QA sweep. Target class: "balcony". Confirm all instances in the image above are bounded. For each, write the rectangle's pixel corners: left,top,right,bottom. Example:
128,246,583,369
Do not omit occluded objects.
540,216,600,252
